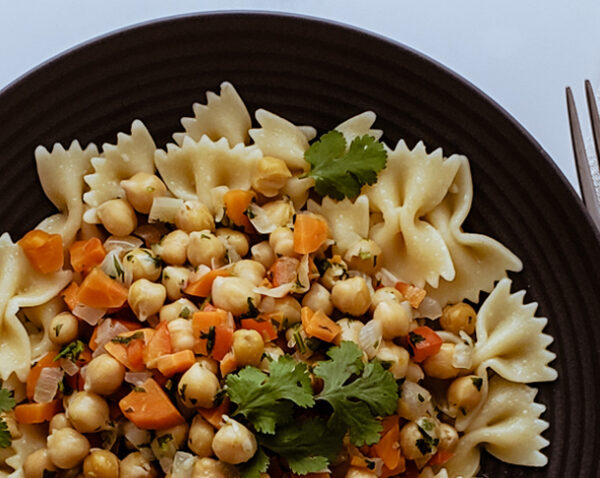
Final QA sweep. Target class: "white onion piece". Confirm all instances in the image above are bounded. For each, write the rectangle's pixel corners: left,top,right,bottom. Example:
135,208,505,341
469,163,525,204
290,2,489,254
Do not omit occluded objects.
210,186,229,222
293,254,310,293
103,235,143,253
358,320,382,359
100,249,126,284
92,320,130,358
397,381,433,421
123,422,152,451
247,203,277,234
376,268,400,288
125,372,152,387
60,359,79,377
369,458,384,476
188,264,212,283
171,452,197,478
435,331,462,344
149,197,184,223
73,303,106,326
452,342,473,370
254,282,294,298
417,296,442,319
34,367,64,403
217,236,241,264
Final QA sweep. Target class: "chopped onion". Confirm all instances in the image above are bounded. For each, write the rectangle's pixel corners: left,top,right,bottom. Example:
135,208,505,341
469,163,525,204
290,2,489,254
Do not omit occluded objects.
73,303,106,326
103,235,143,253
398,381,433,421
189,264,211,283
149,197,184,223
171,452,196,478
254,283,294,298
211,186,229,222
293,254,310,293
34,367,63,403
125,372,152,387
452,342,473,370
123,422,153,453
247,203,277,234
100,248,129,285
92,319,130,358
358,320,382,359
417,296,442,319
60,359,79,377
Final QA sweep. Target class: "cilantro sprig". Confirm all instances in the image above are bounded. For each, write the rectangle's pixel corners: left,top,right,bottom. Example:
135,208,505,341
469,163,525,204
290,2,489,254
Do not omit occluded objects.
305,130,387,200
0,387,16,448
54,340,85,362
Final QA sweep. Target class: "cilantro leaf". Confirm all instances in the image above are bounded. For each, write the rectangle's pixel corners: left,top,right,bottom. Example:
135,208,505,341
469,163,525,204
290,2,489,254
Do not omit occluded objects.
314,341,398,446
0,389,15,413
305,130,387,200
54,340,85,362
226,356,314,434
259,419,344,475
0,420,10,448
238,448,270,478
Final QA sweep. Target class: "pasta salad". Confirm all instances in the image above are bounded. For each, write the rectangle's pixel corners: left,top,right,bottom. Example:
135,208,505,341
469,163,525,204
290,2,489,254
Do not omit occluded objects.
0,82,557,478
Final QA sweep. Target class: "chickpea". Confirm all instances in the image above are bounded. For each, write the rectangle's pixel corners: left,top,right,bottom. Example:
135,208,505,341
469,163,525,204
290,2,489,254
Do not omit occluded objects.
331,277,371,316
157,422,189,448
259,344,284,372
83,450,120,478
156,230,190,266
334,318,364,345
370,287,403,311
399,419,438,461
120,173,167,214
406,361,425,383
152,423,189,459
233,329,264,367
375,341,410,379
212,418,257,464
197,356,219,375
216,228,249,257
66,391,109,433
84,354,125,395
260,199,295,227
437,423,459,452
162,266,191,301
120,452,158,478
97,199,137,237
23,448,57,478
160,298,198,323
188,414,215,457
47,427,90,469
269,227,295,257
440,302,477,335
372,299,410,339
192,458,237,478
48,413,70,433
175,200,215,233
252,156,292,197
128,279,167,321
167,318,195,352
250,241,275,268
49,311,78,345
343,239,382,274
259,296,301,325
231,260,266,286
397,381,433,421
212,276,260,316
123,248,162,282
187,231,226,267
302,282,333,315
178,363,220,408
320,259,349,290
447,375,484,415
346,467,377,478
422,343,461,379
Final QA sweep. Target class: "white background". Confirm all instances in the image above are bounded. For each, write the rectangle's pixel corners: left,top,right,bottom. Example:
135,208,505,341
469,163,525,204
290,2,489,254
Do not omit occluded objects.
1,1,599,192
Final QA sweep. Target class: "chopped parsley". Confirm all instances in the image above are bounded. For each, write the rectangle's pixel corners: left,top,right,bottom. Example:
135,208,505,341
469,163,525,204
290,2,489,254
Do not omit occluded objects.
471,376,483,391
200,326,216,354
53,323,63,337
179,307,191,319
111,331,144,345
157,433,173,451
113,255,124,281
409,331,425,345
54,340,85,362
0,388,16,448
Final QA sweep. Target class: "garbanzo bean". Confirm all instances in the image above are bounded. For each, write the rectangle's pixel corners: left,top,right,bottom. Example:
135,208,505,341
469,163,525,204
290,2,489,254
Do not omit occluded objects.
212,276,260,316
216,228,249,257
178,363,220,408
251,156,291,197
84,354,125,395
47,427,90,469
120,172,167,214
97,199,137,237
123,248,162,282
422,343,461,379
188,414,215,457
440,302,477,335
120,452,158,478
343,239,382,274
66,391,109,433
447,375,484,415
49,311,78,345
268,227,295,257
23,448,56,478
250,241,275,268
331,277,371,316
233,329,264,367
162,265,191,301
187,231,226,267
302,282,333,315
155,229,189,266
175,200,215,233
128,279,167,321
373,299,411,339
212,418,257,464
159,298,198,323
83,450,120,478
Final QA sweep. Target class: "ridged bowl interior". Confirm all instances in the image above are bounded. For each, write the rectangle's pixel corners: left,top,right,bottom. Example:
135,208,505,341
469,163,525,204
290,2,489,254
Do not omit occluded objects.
0,12,598,477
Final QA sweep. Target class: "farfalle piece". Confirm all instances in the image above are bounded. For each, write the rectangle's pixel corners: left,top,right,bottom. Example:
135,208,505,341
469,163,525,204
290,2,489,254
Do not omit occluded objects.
335,111,383,144
34,140,97,246
173,81,251,147
83,120,156,223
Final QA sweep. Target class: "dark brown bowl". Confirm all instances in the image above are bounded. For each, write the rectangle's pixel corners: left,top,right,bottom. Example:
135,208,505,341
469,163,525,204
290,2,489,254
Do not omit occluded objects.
0,12,598,477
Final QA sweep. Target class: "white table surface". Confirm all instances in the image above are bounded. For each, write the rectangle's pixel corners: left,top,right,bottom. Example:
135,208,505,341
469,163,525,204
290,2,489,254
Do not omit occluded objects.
2,0,599,193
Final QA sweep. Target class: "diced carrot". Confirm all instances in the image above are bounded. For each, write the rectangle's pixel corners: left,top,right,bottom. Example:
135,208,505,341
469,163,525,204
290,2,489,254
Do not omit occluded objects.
373,416,401,470
198,398,230,428
407,326,443,363
219,351,238,377
156,350,195,378
77,268,129,309
14,399,61,424
127,339,145,371
119,378,184,429
269,256,299,287
293,213,329,254
394,281,426,308
26,352,61,400
212,327,234,361
143,321,172,368
223,189,255,233
69,237,106,274
241,318,278,342
380,458,407,478
89,319,141,351
185,268,230,297
428,449,454,466
61,282,80,311
191,309,228,355
350,455,370,468
301,307,341,343
105,329,155,371
17,229,64,274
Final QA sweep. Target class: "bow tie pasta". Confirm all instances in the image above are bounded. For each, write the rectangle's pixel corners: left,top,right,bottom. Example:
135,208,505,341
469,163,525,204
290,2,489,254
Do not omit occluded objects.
0,82,556,478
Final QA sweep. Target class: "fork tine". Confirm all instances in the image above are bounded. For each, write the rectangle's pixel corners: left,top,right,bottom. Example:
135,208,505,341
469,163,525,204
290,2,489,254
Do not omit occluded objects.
566,86,597,209
585,79,600,169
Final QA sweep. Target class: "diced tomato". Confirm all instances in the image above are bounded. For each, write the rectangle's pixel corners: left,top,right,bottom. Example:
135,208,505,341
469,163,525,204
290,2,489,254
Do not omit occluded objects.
241,318,278,342
407,326,442,363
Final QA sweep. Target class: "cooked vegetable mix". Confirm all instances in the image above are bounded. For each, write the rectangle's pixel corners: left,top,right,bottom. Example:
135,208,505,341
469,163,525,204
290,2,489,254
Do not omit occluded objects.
0,82,557,478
